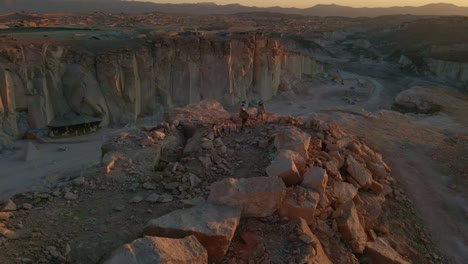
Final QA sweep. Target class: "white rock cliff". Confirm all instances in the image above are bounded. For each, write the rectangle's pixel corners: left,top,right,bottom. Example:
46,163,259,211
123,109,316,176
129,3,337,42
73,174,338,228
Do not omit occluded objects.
0,35,323,147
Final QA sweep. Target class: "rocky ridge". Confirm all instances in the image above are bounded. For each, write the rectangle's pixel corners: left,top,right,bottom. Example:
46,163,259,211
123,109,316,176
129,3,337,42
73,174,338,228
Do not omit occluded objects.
0,101,440,263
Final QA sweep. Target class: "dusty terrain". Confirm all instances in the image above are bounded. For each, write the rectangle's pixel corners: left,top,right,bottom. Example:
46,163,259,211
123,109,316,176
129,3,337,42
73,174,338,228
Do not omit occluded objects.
0,11,467,264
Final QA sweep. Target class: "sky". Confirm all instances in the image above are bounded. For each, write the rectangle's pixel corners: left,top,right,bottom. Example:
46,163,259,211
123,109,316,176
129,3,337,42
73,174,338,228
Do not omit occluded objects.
146,1,468,8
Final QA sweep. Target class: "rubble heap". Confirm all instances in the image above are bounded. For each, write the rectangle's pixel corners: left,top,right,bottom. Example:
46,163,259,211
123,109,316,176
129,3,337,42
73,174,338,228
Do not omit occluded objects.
0,101,413,264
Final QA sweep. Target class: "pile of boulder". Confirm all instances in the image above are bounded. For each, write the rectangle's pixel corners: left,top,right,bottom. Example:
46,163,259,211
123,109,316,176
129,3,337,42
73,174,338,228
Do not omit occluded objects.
103,101,410,264
0,200,20,245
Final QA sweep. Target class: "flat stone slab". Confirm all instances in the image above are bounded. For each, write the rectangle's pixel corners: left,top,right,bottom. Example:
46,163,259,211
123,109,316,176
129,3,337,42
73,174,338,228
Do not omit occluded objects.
302,166,328,194
266,153,302,186
337,201,368,254
208,176,286,217
278,186,320,225
346,155,373,188
333,181,358,204
365,237,411,264
144,203,241,263
274,126,311,161
104,235,208,264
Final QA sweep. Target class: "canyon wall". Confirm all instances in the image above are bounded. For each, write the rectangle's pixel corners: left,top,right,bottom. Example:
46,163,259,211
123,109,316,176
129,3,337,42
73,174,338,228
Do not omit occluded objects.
0,35,323,147
399,55,468,85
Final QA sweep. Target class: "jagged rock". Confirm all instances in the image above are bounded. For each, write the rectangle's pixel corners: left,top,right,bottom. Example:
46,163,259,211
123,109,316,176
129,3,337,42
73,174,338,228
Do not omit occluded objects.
183,130,205,155
0,212,12,220
337,201,367,253
1,199,17,212
278,186,320,225
143,182,157,190
198,156,212,169
63,243,71,257
47,246,65,261
22,203,33,210
64,192,78,201
104,235,208,264
266,151,302,186
150,145,163,170
189,173,202,188
141,137,155,147
329,150,345,168
370,180,384,195
323,159,342,179
113,205,125,212
315,219,335,238
345,155,372,188
295,218,332,264
274,126,311,161
153,131,166,140
146,193,160,203
200,140,214,150
0,227,20,240
72,176,85,186
365,237,411,264
334,136,354,149
208,176,286,217
366,161,390,179
213,138,224,148
358,193,385,231
333,181,358,204
130,195,144,203
301,167,328,194
144,203,241,262
159,193,174,203
182,197,206,208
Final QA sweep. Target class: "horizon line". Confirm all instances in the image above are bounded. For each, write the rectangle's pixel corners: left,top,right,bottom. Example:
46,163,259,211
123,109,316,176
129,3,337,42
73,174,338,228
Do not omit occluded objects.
142,2,468,9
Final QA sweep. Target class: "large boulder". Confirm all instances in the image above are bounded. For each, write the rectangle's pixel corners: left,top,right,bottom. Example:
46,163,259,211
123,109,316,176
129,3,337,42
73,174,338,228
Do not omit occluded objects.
345,155,373,188
104,236,208,264
1,200,17,212
276,149,307,173
365,237,411,264
183,129,206,156
266,153,302,186
337,201,367,253
208,177,286,218
274,126,311,161
144,203,241,263
278,186,320,225
301,167,328,194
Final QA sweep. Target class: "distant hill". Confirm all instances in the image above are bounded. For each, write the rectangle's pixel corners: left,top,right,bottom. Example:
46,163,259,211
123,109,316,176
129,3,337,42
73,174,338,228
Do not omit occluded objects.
0,1,467,17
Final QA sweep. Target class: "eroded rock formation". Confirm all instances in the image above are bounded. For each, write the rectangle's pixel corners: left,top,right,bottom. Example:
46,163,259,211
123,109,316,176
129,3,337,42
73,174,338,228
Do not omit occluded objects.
0,35,323,149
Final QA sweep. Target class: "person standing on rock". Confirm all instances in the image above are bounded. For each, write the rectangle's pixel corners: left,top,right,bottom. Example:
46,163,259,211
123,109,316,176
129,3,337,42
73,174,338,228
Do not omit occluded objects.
257,101,266,121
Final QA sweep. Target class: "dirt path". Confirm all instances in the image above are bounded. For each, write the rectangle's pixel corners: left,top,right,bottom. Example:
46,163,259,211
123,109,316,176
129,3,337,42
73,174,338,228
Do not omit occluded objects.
328,111,468,264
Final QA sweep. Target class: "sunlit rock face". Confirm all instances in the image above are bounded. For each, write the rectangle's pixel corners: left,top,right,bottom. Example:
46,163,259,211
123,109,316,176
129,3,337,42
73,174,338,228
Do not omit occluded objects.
399,55,468,85
0,36,322,144
0,35,322,144
425,59,468,83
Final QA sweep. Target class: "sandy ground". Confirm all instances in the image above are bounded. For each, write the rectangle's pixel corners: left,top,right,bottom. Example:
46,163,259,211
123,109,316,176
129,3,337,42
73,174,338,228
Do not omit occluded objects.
0,129,118,201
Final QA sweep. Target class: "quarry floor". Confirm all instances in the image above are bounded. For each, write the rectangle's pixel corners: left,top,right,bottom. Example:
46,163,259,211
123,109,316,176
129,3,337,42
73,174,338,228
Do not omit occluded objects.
0,57,466,263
